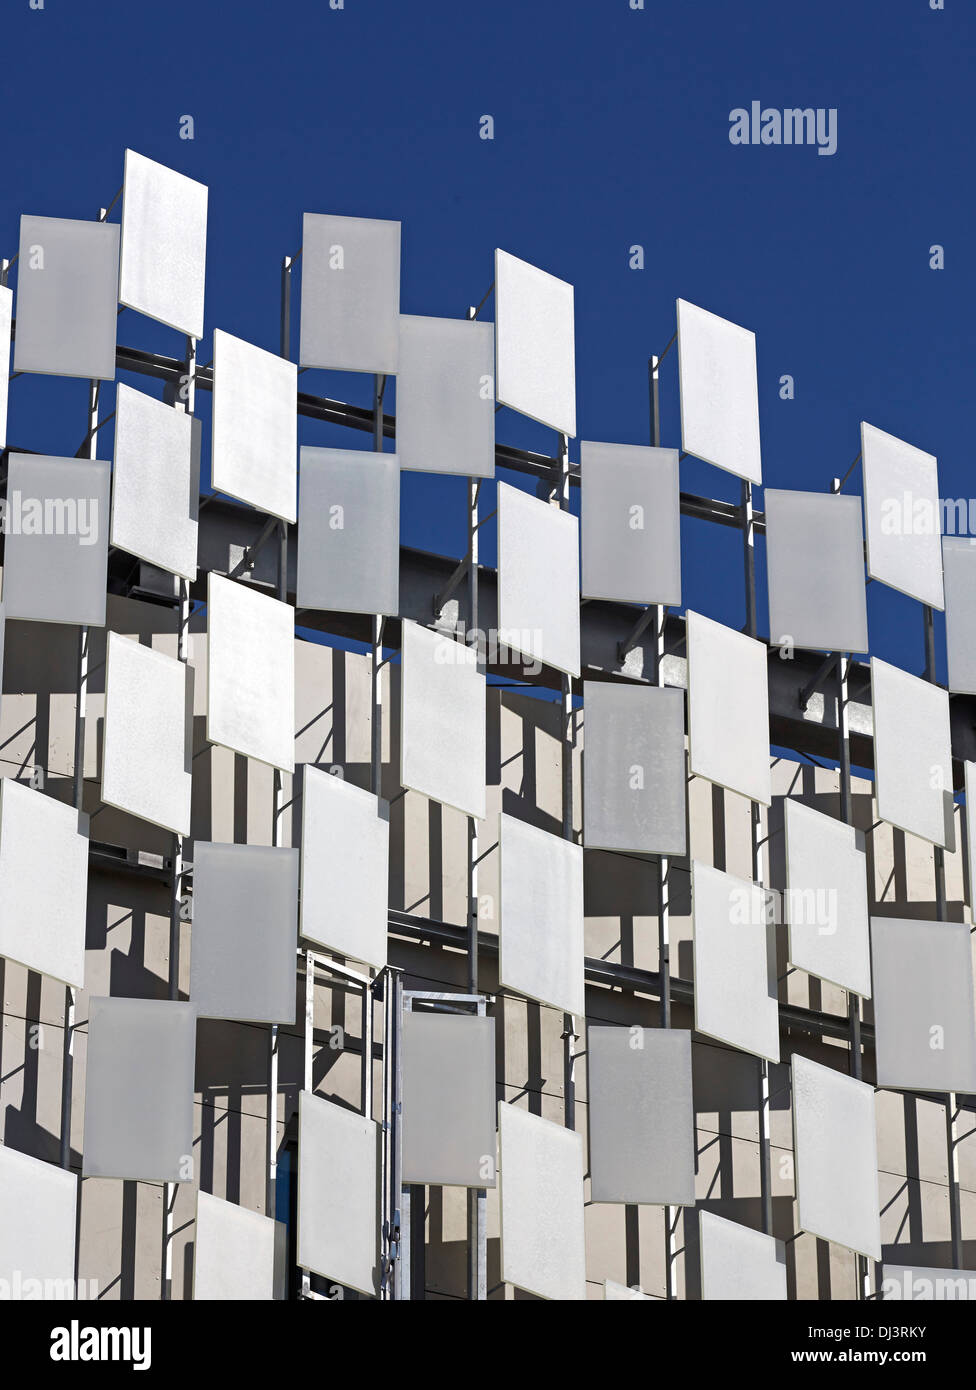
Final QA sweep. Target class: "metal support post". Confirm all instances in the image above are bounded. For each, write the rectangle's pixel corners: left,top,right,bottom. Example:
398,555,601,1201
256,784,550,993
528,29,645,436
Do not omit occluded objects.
740,478,773,1241
461,305,487,1295
380,968,404,1299
921,604,963,1268
554,432,578,1135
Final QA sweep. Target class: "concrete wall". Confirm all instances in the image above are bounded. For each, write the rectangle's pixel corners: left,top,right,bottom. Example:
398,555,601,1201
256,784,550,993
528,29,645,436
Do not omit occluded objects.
1,592,973,1300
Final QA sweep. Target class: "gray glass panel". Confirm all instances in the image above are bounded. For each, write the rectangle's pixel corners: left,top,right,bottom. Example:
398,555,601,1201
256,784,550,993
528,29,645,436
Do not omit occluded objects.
764,489,868,654
699,1211,787,1301
498,813,585,1017
862,421,944,609
582,682,686,855
676,298,761,485
942,537,976,695
783,798,871,998
111,383,199,581
0,1146,77,1291
691,861,779,1063
190,842,299,1024
870,917,976,1093
211,329,297,523
871,657,953,849
298,765,389,969
497,481,580,678
0,777,88,988
119,149,208,338
297,1091,380,1297
2,454,110,626
882,1265,976,1300
498,1103,586,1300
296,447,399,616
299,213,400,374
400,620,486,819
580,442,680,605
587,1026,695,1206
206,573,295,773
14,215,118,379
687,610,771,806
397,315,495,478
82,997,196,1182
193,1191,275,1301
102,632,193,836
0,284,10,448
495,249,576,437
401,1012,497,1188
792,1053,881,1261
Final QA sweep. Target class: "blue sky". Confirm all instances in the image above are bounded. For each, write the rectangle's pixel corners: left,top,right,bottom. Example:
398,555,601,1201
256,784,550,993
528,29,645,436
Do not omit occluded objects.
2,0,969,683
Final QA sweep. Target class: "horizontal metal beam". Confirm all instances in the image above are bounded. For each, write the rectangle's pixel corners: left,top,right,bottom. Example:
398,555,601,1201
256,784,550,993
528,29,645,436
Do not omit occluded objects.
387,909,864,1046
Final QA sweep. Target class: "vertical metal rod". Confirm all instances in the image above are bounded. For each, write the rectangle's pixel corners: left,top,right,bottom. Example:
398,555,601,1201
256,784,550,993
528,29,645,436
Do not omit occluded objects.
755,801,773,1240
922,604,962,1266
740,476,773,1240
649,353,677,1294
266,519,289,1224
301,949,314,1298
555,432,577,1132
63,335,101,1248
741,480,758,641
361,976,373,1120
280,256,293,360
162,332,197,1301
391,971,404,1300
462,307,487,1295
370,375,386,797
381,976,392,1299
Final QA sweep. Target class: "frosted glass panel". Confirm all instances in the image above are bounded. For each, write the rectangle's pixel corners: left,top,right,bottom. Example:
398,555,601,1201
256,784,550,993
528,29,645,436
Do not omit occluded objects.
580,442,680,606
190,842,299,1024
111,383,199,581
206,574,295,773
687,611,770,806
0,1147,77,1293
397,315,494,477
193,1192,276,1301
14,215,118,379
677,298,760,485
498,814,584,1016
497,482,580,678
400,620,486,818
299,213,400,373
82,997,196,1183
0,777,88,988
211,328,297,523
102,632,193,835
691,861,779,1063
862,421,943,609
498,1104,586,1300
495,249,576,437
296,447,399,616
299,765,389,969
792,1053,881,1261
119,149,207,338
2,454,110,627
402,1012,496,1188
297,1091,380,1297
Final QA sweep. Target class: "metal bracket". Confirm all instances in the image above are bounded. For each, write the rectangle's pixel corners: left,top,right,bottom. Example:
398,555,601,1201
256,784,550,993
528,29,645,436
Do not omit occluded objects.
797,651,839,711
618,604,664,663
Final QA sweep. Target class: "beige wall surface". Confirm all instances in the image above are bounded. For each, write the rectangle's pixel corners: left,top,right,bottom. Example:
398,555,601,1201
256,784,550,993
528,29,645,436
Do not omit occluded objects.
1,593,973,1301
